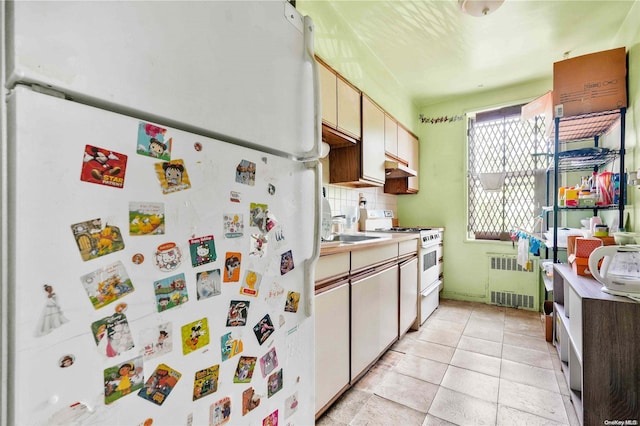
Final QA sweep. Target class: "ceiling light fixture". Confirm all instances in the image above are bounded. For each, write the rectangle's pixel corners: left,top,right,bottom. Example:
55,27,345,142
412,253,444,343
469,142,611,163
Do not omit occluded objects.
458,0,505,17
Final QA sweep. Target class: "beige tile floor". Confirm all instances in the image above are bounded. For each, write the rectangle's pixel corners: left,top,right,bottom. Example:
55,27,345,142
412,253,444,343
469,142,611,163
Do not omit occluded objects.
317,299,581,426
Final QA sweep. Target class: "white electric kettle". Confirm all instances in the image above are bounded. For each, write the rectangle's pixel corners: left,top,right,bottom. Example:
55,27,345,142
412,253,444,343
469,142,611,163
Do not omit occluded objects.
588,245,640,296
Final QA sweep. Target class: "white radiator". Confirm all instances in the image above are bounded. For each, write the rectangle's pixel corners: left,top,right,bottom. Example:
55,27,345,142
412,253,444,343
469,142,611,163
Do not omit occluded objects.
487,254,539,311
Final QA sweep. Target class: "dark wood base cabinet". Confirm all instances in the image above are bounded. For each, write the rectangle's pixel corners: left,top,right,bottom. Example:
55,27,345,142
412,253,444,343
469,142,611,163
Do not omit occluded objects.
553,264,640,425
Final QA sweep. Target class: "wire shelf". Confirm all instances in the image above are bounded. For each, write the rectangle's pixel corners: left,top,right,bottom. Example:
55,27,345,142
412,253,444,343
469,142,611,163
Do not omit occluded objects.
551,109,622,143
551,147,620,172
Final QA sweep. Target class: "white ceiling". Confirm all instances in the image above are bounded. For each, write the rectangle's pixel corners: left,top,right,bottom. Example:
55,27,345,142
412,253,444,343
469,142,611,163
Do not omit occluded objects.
305,0,636,106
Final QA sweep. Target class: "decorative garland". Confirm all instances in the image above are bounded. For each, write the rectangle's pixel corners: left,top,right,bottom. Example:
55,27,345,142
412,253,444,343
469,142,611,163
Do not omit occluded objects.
419,114,464,124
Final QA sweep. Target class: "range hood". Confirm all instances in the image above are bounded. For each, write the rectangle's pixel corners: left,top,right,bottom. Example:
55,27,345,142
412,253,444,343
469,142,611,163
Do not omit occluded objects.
385,160,417,179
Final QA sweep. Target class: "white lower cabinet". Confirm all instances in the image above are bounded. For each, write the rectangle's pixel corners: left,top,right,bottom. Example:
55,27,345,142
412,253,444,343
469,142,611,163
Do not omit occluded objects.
399,256,418,336
315,281,350,414
350,262,398,381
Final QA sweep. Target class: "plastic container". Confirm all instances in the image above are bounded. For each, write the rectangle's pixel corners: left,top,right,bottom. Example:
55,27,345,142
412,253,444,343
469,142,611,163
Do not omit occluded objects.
321,187,332,240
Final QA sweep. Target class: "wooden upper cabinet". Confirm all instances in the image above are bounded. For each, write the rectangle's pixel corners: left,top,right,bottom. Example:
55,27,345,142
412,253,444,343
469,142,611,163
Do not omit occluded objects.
318,58,361,141
336,77,361,140
384,114,398,158
319,61,337,128
385,125,419,194
361,95,386,184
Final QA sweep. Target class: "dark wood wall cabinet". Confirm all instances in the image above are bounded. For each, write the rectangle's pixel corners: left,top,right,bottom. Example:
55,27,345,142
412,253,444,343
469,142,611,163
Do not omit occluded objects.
553,264,640,425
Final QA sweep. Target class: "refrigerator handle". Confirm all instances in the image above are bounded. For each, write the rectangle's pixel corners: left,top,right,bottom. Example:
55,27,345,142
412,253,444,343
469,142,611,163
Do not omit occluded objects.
301,15,322,161
304,159,322,317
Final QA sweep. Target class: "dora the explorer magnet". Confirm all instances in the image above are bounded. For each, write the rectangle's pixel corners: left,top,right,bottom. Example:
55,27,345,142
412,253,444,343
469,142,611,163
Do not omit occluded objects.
189,235,216,267
181,318,209,355
137,121,172,161
81,145,128,189
155,159,191,194
104,355,144,405
71,219,125,261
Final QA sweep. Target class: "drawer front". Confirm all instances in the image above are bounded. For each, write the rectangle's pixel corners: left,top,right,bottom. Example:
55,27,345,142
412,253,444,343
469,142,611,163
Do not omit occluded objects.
351,244,398,272
316,252,350,282
398,239,418,257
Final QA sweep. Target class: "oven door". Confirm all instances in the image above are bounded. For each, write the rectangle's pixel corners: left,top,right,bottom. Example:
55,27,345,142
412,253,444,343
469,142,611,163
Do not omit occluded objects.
420,243,443,288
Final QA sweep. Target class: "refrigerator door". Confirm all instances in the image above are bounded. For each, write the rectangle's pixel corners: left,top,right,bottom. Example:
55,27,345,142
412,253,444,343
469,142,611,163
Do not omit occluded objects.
5,0,320,159
4,85,315,425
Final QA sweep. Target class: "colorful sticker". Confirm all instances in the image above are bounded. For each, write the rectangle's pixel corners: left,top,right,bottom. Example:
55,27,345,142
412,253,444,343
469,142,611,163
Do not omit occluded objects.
230,191,241,203
181,318,209,355
280,250,294,275
223,252,242,282
267,184,276,196
242,387,261,416
154,242,183,272
234,356,257,383
263,410,278,426
240,270,262,297
284,392,299,419
264,211,277,232
59,354,75,368
138,363,182,406
155,159,191,194
259,347,279,378
210,397,232,426
81,145,128,189
226,300,250,326
154,273,188,312
189,235,217,267
196,269,221,300
236,160,256,186
250,233,268,257
35,284,69,336
91,312,135,358
221,332,243,362
223,214,244,238
132,253,145,265
137,121,172,160
267,370,283,398
253,314,275,345
284,291,300,313
249,203,268,230
129,202,165,236
48,402,94,424
140,322,172,360
80,261,134,310
71,219,125,262
104,356,144,405
193,364,220,401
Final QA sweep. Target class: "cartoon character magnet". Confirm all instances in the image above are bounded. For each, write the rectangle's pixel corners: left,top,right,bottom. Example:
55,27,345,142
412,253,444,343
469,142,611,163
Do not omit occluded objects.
223,252,242,282
250,233,268,258
155,159,191,194
154,242,183,272
267,370,283,398
189,235,216,267
181,318,209,355
81,145,128,189
280,250,294,275
223,213,244,238
221,332,244,362
259,347,279,378
242,387,261,415
80,261,134,310
138,363,182,406
104,355,144,404
284,291,300,313
140,322,172,360
234,356,257,383
193,364,220,401
284,392,299,419
249,203,268,231
129,202,165,236
196,269,221,300
236,160,256,186
35,284,69,336
154,273,188,312
137,121,172,160
211,397,232,426
253,314,275,345
263,410,278,426
91,311,135,358
240,270,262,297
71,218,125,261
226,300,250,326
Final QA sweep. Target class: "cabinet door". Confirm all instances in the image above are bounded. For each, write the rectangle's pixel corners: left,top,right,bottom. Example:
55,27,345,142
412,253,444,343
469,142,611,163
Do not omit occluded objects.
378,265,399,350
399,257,418,336
319,61,337,128
336,77,361,139
315,283,350,413
361,96,386,184
384,114,398,157
408,132,419,192
397,125,420,192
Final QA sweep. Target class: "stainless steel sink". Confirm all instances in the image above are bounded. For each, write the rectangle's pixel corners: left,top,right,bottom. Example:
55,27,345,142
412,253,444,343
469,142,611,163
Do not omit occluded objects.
321,234,385,244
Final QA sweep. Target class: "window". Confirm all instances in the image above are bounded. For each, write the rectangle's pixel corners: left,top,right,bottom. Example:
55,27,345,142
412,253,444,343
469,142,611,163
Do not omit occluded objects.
467,104,548,240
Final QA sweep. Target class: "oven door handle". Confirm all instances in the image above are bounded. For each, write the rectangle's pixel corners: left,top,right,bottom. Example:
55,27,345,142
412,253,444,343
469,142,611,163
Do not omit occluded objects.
421,280,442,296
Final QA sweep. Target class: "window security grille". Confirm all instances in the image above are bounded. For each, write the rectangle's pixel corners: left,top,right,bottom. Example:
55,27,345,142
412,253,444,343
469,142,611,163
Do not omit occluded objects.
468,106,547,240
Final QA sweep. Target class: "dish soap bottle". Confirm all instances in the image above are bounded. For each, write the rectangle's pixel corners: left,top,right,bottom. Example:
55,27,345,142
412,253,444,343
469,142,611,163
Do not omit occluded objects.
321,187,332,241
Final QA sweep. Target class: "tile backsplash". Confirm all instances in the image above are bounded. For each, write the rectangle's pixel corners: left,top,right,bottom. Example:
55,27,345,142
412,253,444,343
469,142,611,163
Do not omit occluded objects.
320,157,398,222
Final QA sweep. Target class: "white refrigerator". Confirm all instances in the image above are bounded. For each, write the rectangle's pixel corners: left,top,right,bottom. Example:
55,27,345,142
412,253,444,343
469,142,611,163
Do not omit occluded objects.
1,2,321,425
